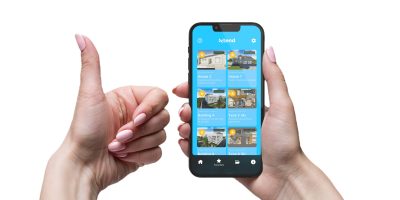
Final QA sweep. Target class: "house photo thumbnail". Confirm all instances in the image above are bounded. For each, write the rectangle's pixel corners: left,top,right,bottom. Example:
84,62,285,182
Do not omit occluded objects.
228,89,256,108
197,128,226,147
228,128,257,147
228,50,256,70
197,50,226,70
197,88,226,109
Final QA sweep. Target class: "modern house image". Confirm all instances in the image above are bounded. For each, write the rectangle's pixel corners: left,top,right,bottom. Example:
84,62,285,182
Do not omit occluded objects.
205,93,220,104
228,89,256,108
228,55,256,69
197,128,226,147
228,128,256,147
198,54,226,70
206,130,225,146
197,89,226,109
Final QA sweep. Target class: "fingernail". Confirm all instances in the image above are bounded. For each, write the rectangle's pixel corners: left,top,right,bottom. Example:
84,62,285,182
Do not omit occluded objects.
177,123,184,131
178,105,185,116
133,113,147,127
116,129,134,143
108,141,125,152
178,139,185,145
266,46,276,63
173,82,185,94
172,86,177,94
75,34,86,51
116,153,128,158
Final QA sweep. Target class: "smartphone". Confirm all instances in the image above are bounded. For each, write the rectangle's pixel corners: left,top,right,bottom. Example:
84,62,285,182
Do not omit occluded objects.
188,22,264,177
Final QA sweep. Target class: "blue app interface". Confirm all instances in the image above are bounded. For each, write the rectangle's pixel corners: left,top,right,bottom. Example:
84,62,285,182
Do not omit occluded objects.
192,25,262,156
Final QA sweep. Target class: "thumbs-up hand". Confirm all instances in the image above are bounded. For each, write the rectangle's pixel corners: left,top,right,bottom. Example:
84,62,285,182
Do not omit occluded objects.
41,35,169,199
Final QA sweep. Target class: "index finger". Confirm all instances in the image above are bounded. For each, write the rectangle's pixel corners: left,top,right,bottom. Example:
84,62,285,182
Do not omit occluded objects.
132,87,169,127
172,82,189,98
263,47,291,106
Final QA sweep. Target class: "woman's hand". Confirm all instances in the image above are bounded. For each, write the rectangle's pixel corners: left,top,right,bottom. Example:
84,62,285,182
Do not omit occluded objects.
173,47,342,200
40,35,169,200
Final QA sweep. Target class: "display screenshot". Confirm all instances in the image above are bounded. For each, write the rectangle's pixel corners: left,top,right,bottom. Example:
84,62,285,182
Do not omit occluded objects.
192,25,262,156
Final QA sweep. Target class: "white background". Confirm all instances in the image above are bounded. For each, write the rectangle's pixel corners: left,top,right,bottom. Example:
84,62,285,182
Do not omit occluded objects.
1,0,399,199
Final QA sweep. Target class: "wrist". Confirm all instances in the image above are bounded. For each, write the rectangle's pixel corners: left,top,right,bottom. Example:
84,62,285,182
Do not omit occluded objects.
281,153,342,200
40,141,99,200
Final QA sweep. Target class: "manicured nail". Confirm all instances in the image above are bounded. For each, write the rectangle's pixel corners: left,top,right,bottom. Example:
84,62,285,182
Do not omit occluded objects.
172,86,177,94
178,105,185,116
173,82,185,94
116,129,134,143
75,34,86,51
178,139,185,145
177,123,184,131
133,113,147,126
116,153,128,158
266,46,276,63
108,141,125,152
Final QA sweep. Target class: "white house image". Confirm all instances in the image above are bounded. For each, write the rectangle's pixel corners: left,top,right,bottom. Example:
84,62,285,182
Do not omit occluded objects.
198,54,226,70
228,98,235,107
205,94,220,104
206,130,225,146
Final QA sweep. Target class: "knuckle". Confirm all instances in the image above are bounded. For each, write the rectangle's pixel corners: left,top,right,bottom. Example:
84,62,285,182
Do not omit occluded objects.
154,87,169,105
282,99,294,111
153,147,162,161
163,109,171,125
130,152,140,163
108,91,128,125
153,130,166,145
81,52,99,69
159,130,167,144
78,89,105,104
271,99,294,112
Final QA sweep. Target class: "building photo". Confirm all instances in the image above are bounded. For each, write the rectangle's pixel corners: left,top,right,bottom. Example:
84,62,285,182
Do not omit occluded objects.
228,128,257,147
197,50,226,70
197,88,226,108
228,89,256,108
228,50,256,70
197,128,226,147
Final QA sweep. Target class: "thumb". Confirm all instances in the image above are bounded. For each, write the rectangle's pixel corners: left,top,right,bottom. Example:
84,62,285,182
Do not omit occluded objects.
263,47,292,108
75,34,104,99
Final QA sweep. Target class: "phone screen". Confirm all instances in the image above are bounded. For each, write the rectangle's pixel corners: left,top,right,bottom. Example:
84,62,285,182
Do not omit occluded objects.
189,23,264,177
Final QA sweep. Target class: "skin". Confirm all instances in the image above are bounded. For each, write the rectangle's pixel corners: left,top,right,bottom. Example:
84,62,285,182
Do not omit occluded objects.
40,35,169,200
173,48,343,200
40,35,341,199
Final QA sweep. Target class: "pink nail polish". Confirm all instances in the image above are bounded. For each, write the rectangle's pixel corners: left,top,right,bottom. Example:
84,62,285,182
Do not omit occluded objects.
133,113,147,126
108,141,125,152
178,106,185,116
177,123,184,131
266,46,276,63
178,139,185,145
75,34,86,51
116,129,134,143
